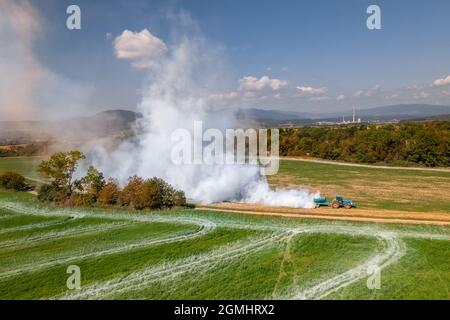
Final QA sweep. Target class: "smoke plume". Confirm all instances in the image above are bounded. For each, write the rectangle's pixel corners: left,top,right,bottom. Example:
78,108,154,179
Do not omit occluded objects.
90,23,318,208
0,0,93,121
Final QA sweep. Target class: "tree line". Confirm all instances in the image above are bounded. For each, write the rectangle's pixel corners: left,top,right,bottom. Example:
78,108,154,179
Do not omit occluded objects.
279,121,450,167
35,151,188,210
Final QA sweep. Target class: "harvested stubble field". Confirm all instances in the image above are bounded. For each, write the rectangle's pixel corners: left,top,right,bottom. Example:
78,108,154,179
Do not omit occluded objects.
269,158,450,213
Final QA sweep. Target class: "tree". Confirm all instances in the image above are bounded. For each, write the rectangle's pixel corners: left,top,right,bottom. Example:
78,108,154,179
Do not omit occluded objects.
173,190,187,207
120,176,184,210
81,165,105,197
133,179,163,210
120,175,144,207
37,151,86,195
97,179,120,206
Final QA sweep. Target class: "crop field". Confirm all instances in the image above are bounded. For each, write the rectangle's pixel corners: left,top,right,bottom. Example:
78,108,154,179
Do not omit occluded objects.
0,190,449,300
270,159,450,213
0,157,449,300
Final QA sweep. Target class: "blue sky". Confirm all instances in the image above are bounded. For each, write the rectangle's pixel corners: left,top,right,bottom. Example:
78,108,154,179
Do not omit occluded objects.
1,0,450,120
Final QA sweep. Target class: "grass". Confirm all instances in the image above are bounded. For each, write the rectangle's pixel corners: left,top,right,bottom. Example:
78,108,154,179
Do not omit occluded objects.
0,157,449,299
121,233,379,299
269,159,450,212
328,238,450,299
0,190,449,300
0,157,45,184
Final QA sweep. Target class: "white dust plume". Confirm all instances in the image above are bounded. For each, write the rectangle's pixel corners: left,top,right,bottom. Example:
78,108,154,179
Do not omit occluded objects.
92,29,318,208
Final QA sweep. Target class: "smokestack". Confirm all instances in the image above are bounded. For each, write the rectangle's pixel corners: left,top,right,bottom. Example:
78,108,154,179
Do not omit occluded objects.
353,106,356,123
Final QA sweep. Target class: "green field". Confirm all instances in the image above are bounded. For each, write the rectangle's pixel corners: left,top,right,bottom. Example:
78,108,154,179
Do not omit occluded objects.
0,157,46,184
0,157,449,299
0,190,449,300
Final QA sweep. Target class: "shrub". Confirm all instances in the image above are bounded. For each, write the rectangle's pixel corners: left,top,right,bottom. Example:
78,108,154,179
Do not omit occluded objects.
119,175,144,207
151,177,176,208
124,177,188,210
132,178,163,210
0,172,30,191
97,179,120,206
71,192,96,207
173,190,187,207
37,184,66,203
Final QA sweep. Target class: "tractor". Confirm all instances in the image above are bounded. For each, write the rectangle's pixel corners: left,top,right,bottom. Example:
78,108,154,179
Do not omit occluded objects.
313,195,356,209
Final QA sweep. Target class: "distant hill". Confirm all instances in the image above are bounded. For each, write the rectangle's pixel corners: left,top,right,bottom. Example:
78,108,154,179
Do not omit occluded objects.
235,104,450,125
344,104,450,119
236,108,314,121
2,104,450,143
0,110,141,143
61,109,141,138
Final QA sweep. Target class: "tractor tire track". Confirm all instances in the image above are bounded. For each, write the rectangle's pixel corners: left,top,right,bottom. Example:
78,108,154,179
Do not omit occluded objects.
271,226,406,300
0,221,130,249
57,231,290,300
1,199,448,299
0,221,215,280
0,218,70,235
0,200,215,229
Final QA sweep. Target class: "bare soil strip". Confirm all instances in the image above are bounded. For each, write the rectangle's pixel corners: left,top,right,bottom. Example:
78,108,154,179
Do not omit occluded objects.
198,203,450,226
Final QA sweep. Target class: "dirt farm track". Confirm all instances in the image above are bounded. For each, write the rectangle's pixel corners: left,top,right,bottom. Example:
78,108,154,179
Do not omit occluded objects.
199,203,450,226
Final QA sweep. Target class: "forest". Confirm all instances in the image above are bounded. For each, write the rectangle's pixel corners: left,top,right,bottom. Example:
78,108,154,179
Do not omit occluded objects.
279,121,450,167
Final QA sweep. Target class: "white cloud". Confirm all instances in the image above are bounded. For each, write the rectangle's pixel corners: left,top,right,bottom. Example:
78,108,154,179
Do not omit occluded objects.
114,29,167,69
353,85,381,98
239,76,288,91
353,90,364,98
243,91,256,98
208,91,239,100
442,90,450,96
310,96,330,101
433,75,450,86
414,91,430,99
337,94,346,101
281,66,288,72
296,86,327,95
385,93,399,100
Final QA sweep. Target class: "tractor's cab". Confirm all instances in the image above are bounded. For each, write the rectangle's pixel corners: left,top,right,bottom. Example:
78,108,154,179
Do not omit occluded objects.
331,195,355,209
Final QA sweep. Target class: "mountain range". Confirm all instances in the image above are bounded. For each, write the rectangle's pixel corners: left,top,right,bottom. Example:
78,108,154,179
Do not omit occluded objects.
237,104,450,122
1,104,450,142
